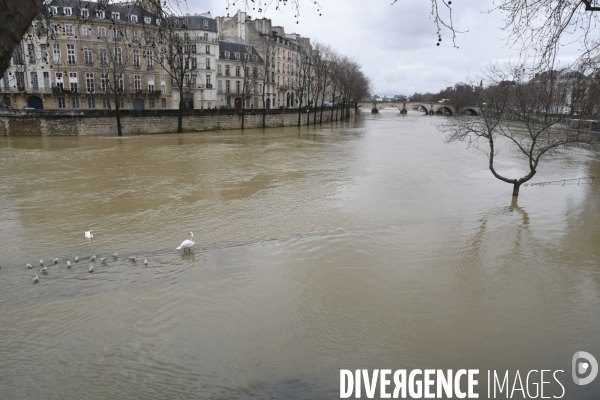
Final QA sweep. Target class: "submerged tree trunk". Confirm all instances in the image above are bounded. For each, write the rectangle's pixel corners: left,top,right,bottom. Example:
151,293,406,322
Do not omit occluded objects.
177,91,184,133
114,96,122,136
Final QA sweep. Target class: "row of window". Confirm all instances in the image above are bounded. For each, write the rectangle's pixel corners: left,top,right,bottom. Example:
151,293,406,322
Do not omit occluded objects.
47,6,212,29
217,64,258,77
222,51,256,62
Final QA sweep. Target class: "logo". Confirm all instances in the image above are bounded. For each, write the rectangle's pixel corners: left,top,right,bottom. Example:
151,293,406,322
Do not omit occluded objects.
572,351,598,385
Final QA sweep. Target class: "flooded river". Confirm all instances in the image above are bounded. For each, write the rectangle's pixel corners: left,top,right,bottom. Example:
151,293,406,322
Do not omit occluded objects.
0,110,599,399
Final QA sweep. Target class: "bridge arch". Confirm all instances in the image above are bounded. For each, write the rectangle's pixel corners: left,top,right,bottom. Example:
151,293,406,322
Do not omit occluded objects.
435,106,453,116
460,108,479,116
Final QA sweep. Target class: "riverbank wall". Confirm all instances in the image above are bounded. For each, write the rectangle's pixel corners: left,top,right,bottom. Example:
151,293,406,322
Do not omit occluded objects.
0,107,355,136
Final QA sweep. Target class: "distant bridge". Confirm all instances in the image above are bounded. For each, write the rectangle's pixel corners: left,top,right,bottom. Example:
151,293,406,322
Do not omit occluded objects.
357,101,481,116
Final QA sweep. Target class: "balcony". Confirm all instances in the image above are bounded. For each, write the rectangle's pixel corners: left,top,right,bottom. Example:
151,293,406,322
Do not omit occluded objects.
217,72,222,76
206,84,213,89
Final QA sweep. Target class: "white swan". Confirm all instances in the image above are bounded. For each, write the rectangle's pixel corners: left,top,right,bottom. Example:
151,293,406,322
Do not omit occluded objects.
176,232,195,252
85,230,93,239
33,275,39,283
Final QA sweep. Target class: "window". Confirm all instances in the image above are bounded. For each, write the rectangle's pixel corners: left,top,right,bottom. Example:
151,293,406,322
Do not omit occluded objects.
191,57,197,69
217,64,222,75
55,72,64,91
224,51,230,59
69,72,78,92
203,32,208,41
64,7,72,16
134,74,141,91
160,76,166,93
235,66,240,77
84,47,92,65
161,98,166,108
130,15,138,23
156,18,161,26
43,72,50,90
31,72,39,91
203,19,208,29
132,30,139,43
191,45,197,54
147,51,154,69
101,73,109,92
96,10,105,19
52,44,61,64
217,80,222,92
206,74,211,87
119,98,124,108
245,53,249,61
236,81,240,93
82,25,91,38
113,29,121,41
41,44,47,62
81,9,89,18
51,24,60,37
49,6,58,15
13,72,24,90
144,17,151,24
28,44,35,63
65,24,74,37
67,44,76,65
116,74,123,90
148,75,154,92
115,48,122,66
86,72,94,93
72,97,79,108
225,80,230,93
205,45,210,54
225,65,230,76
88,98,95,109
133,49,140,67
235,53,240,60
58,97,65,108
99,48,108,66
103,97,111,109
111,12,120,20
144,32,152,44
206,58,211,69
149,98,155,108
183,18,188,28
98,27,106,38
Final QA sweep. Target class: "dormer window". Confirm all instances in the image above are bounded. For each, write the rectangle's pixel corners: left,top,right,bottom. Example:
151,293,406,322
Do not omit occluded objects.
156,19,161,25
244,54,249,61
183,19,188,28
81,9,89,18
64,7,72,16
144,17,151,24
130,14,138,23
96,10,105,19
224,51,230,58
235,52,240,60
49,6,58,15
203,19,208,29
111,12,120,20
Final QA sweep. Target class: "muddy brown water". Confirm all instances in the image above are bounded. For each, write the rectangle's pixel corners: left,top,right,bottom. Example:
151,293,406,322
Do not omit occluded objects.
0,110,599,399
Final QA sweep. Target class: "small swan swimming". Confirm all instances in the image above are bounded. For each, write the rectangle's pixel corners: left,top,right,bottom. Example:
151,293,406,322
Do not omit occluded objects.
176,232,195,252
85,230,93,239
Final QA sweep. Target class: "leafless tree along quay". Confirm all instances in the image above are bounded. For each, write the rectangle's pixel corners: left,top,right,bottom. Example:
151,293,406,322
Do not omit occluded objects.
441,64,600,197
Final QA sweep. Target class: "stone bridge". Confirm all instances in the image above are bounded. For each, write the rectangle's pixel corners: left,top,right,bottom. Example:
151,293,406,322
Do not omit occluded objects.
357,101,481,116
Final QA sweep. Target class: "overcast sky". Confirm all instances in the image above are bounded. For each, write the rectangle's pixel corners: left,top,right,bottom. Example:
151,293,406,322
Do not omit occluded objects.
186,0,578,97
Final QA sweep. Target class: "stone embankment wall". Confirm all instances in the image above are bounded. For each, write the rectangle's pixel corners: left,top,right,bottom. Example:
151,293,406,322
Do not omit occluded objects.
0,108,354,136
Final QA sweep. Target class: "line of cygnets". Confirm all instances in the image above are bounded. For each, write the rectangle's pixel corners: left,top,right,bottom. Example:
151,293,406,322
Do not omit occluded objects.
30,231,195,283
30,253,148,283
